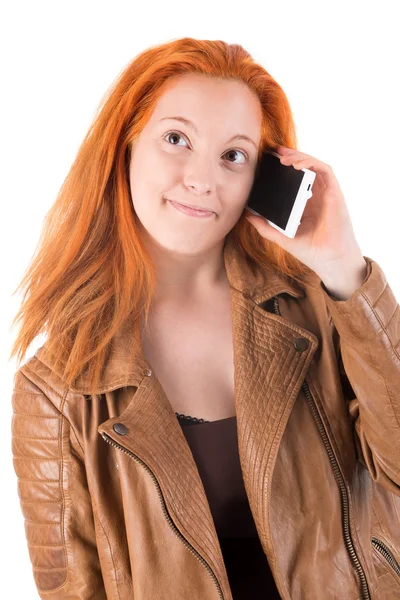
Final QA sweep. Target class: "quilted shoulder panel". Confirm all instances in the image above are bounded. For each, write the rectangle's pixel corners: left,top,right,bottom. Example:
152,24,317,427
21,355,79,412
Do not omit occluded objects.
12,369,68,593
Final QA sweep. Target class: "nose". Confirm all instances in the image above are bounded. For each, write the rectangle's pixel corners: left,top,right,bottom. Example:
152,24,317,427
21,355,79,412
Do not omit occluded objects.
183,159,215,196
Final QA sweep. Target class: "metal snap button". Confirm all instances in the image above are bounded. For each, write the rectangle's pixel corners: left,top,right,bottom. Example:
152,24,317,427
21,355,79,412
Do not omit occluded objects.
242,288,251,299
144,368,152,376
294,337,309,352
113,422,129,435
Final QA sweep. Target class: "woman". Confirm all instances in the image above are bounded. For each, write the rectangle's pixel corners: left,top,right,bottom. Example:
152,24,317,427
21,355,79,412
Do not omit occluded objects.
10,37,400,599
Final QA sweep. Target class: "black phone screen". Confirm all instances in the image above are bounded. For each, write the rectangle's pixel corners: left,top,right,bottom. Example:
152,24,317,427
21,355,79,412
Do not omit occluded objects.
246,151,306,230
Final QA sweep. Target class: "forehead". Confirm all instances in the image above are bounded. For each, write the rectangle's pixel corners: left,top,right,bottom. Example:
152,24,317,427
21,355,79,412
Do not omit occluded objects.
149,74,263,138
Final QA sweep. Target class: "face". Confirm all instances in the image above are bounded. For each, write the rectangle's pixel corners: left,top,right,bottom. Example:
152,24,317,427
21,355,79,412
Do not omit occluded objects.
128,73,263,256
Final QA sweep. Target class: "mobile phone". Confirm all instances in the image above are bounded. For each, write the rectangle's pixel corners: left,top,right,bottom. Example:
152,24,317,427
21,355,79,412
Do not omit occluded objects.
245,149,316,238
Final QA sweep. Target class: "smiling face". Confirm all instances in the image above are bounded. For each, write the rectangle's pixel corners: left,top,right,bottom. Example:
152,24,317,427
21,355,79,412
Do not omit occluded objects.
128,72,263,256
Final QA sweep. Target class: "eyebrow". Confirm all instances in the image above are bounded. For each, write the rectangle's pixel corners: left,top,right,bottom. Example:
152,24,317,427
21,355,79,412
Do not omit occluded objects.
159,116,257,149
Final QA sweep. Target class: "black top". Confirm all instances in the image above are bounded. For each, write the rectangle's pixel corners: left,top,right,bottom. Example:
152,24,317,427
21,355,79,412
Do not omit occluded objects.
176,412,281,599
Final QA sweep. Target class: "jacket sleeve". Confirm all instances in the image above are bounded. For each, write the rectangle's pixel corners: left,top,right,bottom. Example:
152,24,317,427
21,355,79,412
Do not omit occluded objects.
11,368,107,599
320,255,400,496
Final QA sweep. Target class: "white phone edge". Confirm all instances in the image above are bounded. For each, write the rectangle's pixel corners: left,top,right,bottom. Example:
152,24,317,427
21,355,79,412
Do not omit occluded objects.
246,164,316,239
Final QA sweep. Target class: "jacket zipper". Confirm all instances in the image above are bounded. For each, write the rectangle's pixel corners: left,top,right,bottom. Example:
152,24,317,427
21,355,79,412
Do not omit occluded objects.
100,431,225,600
272,296,372,600
371,537,400,578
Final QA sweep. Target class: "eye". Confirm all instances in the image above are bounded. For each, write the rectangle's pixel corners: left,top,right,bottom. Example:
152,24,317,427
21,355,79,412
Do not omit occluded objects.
163,130,249,164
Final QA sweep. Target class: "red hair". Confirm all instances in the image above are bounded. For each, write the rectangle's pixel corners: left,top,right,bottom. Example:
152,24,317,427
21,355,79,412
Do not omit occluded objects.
9,37,311,392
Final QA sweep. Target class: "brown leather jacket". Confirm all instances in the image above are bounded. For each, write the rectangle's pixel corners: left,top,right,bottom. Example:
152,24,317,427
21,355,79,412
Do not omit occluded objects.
11,235,400,599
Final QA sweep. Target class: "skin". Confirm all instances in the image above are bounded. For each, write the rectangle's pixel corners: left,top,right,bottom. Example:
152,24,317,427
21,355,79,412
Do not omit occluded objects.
128,72,263,307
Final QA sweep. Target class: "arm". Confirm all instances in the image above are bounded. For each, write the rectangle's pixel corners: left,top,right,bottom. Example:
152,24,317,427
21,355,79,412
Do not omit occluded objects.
11,369,107,599
319,256,400,495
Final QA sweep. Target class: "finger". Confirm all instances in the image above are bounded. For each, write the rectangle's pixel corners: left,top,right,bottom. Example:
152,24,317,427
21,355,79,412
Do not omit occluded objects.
280,152,310,163
245,211,288,246
277,147,299,156
277,145,298,154
288,157,339,191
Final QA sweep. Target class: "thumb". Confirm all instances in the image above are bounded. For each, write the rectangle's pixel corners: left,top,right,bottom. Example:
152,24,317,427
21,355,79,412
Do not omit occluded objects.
245,213,286,246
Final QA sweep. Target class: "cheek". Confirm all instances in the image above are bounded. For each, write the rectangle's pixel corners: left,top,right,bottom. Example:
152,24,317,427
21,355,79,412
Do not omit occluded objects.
137,148,181,194
237,176,256,209
129,156,169,205
229,180,253,211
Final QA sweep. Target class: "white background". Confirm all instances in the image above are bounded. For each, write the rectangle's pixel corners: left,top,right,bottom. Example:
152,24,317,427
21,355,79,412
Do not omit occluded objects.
1,0,399,595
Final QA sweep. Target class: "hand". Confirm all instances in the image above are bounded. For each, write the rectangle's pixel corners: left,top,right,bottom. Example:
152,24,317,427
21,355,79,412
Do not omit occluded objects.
244,145,364,279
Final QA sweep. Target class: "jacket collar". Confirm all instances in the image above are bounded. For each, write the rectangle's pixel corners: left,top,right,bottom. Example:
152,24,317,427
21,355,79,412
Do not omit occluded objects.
36,232,308,394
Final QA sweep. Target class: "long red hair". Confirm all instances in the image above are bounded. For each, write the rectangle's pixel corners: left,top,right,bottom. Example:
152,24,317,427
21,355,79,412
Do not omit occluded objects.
9,37,311,392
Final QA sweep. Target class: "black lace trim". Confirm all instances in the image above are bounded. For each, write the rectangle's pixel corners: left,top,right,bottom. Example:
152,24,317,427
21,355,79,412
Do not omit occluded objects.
175,412,210,423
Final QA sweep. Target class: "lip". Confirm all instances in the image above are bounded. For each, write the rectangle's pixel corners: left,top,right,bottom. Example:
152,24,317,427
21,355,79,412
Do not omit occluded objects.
166,199,215,218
